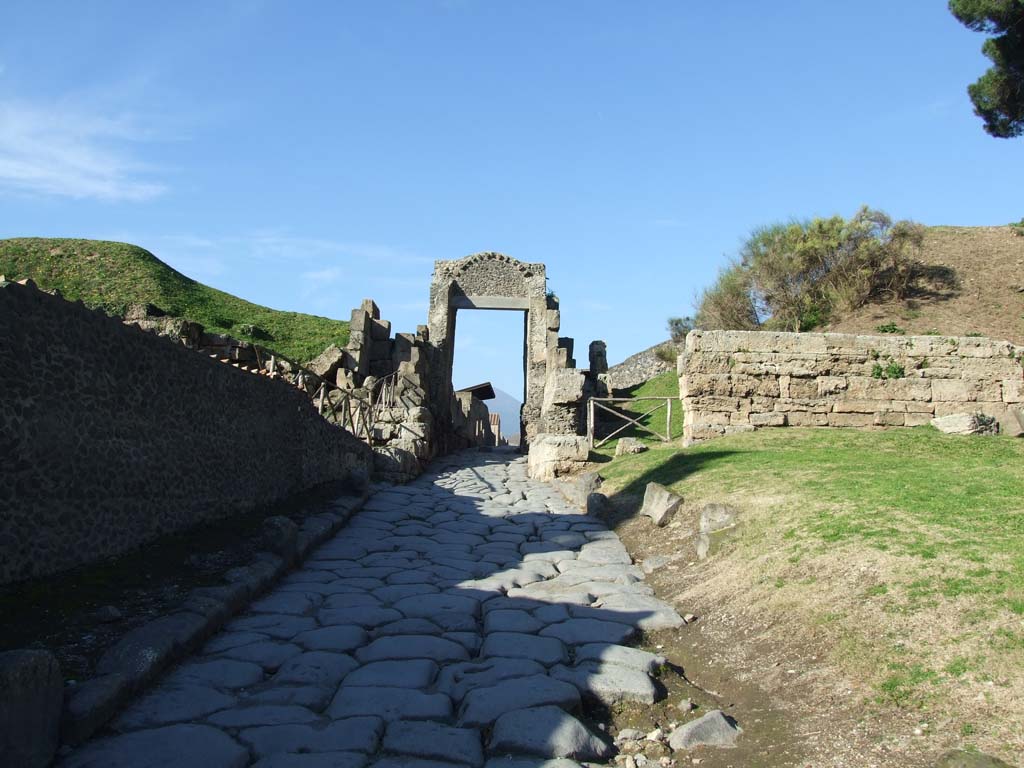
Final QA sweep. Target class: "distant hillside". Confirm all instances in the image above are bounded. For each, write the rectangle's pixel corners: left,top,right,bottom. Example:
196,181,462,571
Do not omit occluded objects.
0,238,349,362
826,226,1024,344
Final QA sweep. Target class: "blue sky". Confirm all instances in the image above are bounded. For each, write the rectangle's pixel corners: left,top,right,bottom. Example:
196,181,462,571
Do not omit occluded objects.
1,1,1020,398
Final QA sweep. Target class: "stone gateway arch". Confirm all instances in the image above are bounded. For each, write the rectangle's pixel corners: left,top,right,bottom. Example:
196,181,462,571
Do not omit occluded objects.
427,252,607,455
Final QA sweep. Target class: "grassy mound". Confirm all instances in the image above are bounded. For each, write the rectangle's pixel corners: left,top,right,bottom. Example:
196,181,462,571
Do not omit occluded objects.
0,238,349,363
599,427,1024,759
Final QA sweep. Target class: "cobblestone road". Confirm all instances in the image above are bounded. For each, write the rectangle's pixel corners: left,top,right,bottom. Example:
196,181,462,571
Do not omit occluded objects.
63,449,682,768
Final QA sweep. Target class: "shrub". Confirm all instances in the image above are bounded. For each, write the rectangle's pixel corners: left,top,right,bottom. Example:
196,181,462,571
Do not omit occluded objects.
872,360,906,379
667,316,695,342
695,207,925,332
694,262,760,331
876,322,905,334
654,344,678,364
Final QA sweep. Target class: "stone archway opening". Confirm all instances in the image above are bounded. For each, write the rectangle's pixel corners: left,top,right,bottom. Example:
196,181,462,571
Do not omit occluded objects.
428,252,604,454
450,308,527,445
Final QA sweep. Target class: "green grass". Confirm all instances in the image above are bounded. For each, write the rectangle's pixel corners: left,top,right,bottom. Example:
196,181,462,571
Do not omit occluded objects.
599,426,1024,711
594,371,685,451
0,238,349,363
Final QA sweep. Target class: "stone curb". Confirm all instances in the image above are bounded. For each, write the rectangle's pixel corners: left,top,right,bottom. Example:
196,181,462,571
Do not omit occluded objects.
59,490,370,747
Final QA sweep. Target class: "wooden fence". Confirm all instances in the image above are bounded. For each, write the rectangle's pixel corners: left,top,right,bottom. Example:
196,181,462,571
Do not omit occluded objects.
586,396,674,448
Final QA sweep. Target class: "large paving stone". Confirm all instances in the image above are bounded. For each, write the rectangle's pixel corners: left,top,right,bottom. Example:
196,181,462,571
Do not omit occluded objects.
252,753,368,768
550,662,658,705
383,720,484,766
63,723,248,768
273,652,359,687
207,704,320,728
293,626,369,653
217,641,303,671
112,683,236,730
484,610,544,634
574,643,665,673
487,706,613,761
539,618,636,646
250,592,319,616
245,685,335,711
355,635,469,663
327,687,452,722
458,675,580,728
344,659,439,688
480,632,567,666
392,593,480,618
437,658,547,702
166,658,265,689
319,606,403,628
229,615,318,640
238,716,383,757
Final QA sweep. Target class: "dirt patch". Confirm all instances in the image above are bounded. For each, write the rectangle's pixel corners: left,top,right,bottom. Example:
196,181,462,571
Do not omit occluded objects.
827,226,1024,344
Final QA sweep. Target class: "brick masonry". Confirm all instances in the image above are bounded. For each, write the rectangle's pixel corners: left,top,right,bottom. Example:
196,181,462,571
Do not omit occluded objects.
0,280,372,585
679,330,1024,444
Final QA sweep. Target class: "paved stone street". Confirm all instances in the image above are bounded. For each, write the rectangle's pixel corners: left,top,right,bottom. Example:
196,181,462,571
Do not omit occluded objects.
63,449,683,768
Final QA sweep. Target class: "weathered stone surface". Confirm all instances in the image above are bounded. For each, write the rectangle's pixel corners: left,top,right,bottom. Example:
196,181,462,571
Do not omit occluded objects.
931,412,999,435
527,435,589,481
383,720,484,766
487,706,612,760
681,329,1024,445
480,633,568,667
614,437,648,456
0,650,63,768
699,503,738,533
573,643,665,674
112,682,236,731
238,716,383,757
96,612,209,684
344,659,439,689
62,724,248,768
639,482,683,527
458,675,580,728
327,686,452,722
668,710,742,750
61,673,131,745
551,661,658,705
0,280,372,585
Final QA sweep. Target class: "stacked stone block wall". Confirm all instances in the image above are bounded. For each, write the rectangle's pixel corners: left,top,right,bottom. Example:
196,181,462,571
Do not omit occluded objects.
680,330,1024,443
0,280,372,585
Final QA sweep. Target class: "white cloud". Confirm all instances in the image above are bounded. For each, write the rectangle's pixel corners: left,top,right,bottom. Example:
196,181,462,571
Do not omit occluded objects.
0,101,165,201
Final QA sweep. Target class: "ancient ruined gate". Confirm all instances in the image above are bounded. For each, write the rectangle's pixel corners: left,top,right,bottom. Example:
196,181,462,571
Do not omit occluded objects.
428,252,593,449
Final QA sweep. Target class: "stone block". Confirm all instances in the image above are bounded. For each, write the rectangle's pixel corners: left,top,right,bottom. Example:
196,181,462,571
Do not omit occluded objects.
360,298,380,319
785,411,829,427
546,309,560,331
370,318,391,341
1004,378,1024,404
827,412,875,427
932,379,974,402
904,412,933,427
874,411,906,426
527,434,589,480
817,376,847,395
640,482,683,527
788,377,818,398
543,369,585,410
832,399,892,414
0,650,63,768
308,344,345,379
588,340,608,374
749,411,785,427
931,413,998,435
614,437,647,456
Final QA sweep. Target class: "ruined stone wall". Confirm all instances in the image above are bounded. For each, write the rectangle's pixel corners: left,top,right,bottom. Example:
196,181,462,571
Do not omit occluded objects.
0,280,372,585
680,330,1024,444
609,341,681,392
